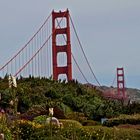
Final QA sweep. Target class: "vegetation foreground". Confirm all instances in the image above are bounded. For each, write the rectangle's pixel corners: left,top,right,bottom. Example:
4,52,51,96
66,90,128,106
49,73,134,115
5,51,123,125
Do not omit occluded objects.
0,76,140,139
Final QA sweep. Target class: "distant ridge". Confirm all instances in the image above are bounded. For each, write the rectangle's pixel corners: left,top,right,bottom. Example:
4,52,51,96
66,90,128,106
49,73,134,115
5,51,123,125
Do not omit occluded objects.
84,83,140,103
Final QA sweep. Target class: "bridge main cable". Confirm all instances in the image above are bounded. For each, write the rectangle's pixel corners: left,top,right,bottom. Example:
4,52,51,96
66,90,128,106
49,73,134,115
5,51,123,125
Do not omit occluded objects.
55,18,89,83
69,15,101,86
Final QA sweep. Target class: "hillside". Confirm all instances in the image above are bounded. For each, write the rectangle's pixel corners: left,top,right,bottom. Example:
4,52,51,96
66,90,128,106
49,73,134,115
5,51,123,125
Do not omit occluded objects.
98,85,140,102
0,76,140,121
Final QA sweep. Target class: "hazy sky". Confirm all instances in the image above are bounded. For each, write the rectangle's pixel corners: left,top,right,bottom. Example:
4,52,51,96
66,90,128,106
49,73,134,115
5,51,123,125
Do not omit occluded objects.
0,0,140,88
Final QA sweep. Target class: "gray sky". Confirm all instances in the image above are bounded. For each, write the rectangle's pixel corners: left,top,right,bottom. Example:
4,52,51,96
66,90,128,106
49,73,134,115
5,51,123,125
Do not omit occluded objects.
0,0,140,88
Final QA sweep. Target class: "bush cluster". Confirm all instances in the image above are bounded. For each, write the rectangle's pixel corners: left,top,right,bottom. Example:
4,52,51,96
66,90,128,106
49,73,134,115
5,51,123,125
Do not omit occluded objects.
103,114,140,127
11,118,140,140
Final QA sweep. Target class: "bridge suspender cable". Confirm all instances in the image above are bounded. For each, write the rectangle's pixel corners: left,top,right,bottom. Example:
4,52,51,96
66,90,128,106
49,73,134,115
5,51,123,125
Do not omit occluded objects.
110,73,116,87
69,15,101,86
14,12,67,77
1,10,101,85
0,13,52,71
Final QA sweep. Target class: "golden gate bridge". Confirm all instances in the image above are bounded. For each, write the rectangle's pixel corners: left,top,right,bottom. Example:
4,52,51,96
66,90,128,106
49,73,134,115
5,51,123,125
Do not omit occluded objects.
0,9,127,100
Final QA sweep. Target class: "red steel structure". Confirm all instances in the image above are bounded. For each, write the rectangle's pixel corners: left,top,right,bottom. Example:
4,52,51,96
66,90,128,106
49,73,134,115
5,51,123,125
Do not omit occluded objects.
52,10,72,81
117,67,126,99
103,67,127,100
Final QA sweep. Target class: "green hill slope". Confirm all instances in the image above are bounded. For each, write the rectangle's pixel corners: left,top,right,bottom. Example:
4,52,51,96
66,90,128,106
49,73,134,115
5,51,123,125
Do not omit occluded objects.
0,76,140,121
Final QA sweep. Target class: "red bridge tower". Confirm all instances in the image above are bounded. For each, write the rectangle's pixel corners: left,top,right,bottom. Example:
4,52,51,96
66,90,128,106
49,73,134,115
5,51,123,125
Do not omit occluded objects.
52,10,72,81
117,67,126,99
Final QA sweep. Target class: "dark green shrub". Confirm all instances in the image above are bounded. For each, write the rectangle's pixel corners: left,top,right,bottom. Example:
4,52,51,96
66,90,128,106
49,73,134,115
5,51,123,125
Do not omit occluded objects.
103,114,140,127
82,120,100,126
33,115,47,124
66,112,87,122
59,119,82,129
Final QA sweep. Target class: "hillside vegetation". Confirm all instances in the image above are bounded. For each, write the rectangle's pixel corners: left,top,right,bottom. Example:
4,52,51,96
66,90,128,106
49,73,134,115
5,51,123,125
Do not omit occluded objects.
1,76,140,139
0,75,140,121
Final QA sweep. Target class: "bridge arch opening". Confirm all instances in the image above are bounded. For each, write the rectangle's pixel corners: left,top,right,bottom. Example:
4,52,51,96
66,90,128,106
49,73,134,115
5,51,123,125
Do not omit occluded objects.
56,34,67,46
57,52,67,67
58,74,67,82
